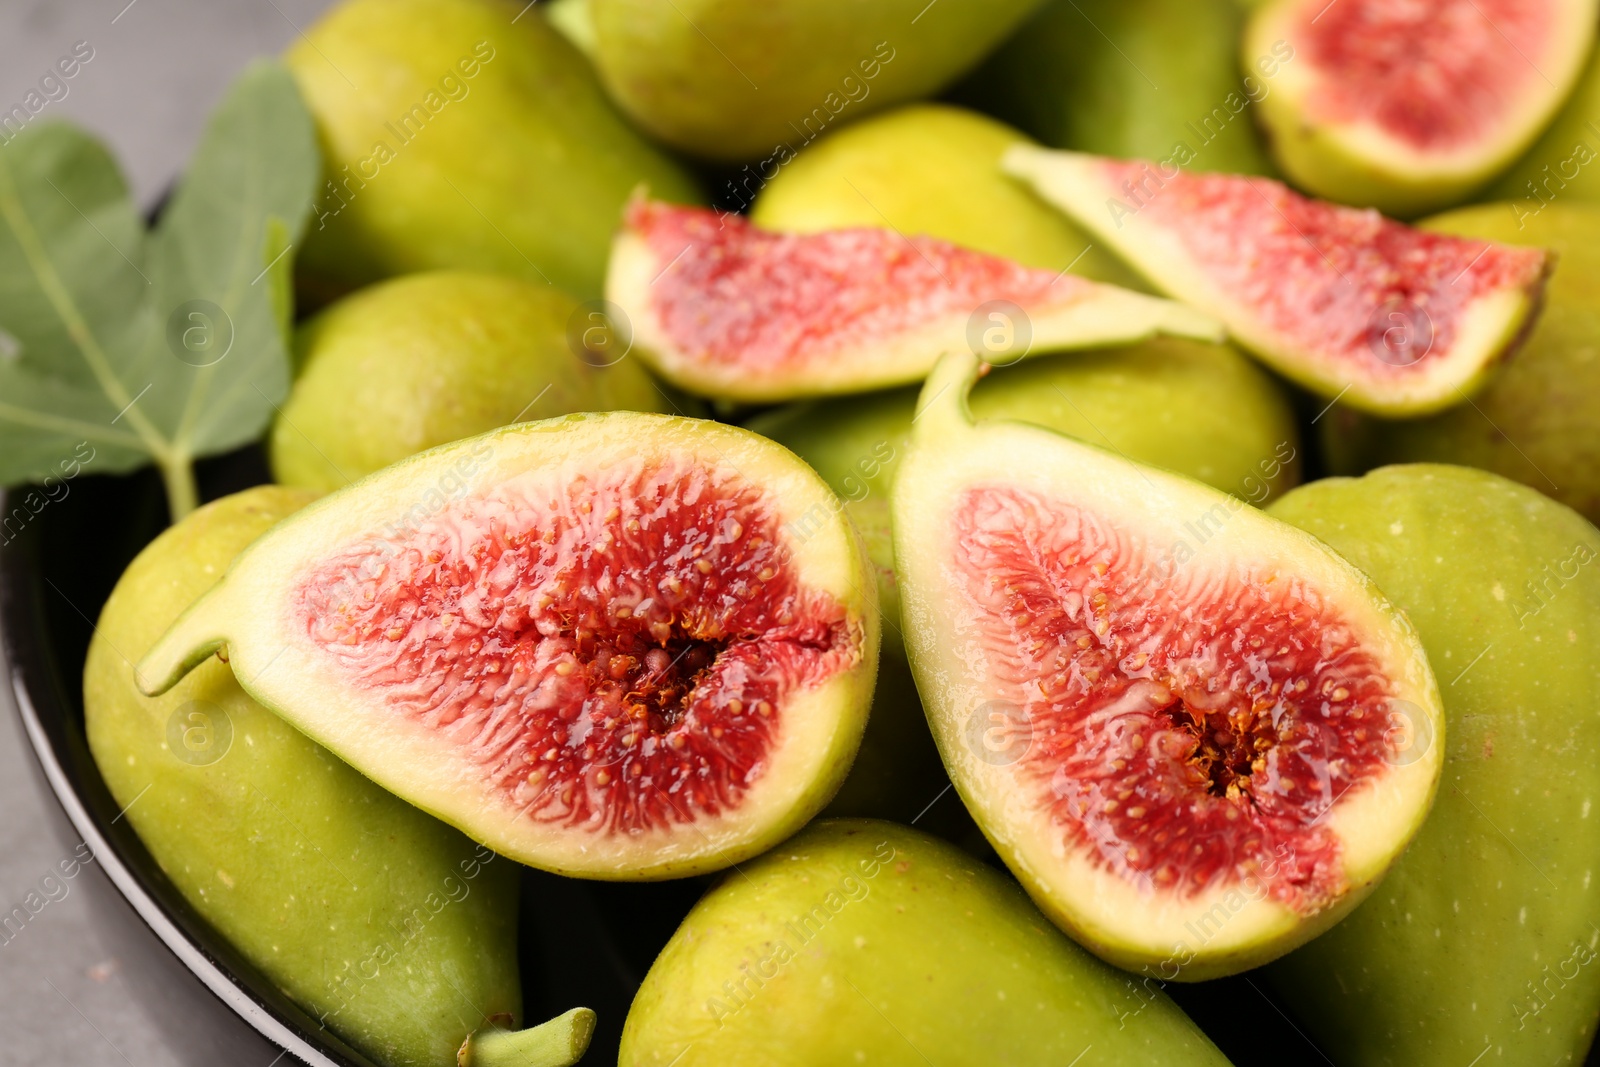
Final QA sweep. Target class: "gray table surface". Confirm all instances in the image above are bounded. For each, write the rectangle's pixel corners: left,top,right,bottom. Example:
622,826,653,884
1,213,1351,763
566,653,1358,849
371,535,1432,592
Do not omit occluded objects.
0,2,332,1062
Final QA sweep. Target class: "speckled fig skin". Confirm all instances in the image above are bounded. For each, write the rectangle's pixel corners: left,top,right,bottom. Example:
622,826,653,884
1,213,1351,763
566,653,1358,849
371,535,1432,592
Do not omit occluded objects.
287,0,699,302
749,104,1149,292
1322,204,1600,523
84,487,524,1067
588,0,1047,163
270,270,676,493
1265,465,1600,1065
955,0,1276,176
619,820,1232,1066
747,341,1298,825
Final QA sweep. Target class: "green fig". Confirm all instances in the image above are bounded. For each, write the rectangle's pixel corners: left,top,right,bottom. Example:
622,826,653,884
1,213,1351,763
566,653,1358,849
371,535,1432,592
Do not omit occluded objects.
269,270,674,492
1264,464,1600,1065
748,103,1148,290
587,0,1047,163
1321,203,1600,523
85,486,592,1067
748,341,1298,825
955,0,1276,176
287,0,699,302
619,819,1231,1065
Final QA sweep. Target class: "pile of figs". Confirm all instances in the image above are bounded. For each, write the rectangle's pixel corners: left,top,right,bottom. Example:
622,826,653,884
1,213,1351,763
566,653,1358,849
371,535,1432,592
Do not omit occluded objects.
74,0,1600,1063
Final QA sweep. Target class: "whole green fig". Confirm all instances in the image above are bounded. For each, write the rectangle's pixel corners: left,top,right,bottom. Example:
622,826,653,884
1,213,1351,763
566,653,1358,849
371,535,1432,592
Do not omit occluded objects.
620,819,1230,1065
287,0,699,301
85,486,591,1067
588,0,1047,162
749,104,1146,290
270,270,673,492
1265,464,1600,1065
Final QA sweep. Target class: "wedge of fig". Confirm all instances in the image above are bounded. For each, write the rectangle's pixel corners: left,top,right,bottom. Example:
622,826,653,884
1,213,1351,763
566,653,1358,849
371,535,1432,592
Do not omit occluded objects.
1324,203,1600,526
1247,0,1598,216
893,350,1445,979
606,199,1221,402
1004,147,1551,414
135,414,879,879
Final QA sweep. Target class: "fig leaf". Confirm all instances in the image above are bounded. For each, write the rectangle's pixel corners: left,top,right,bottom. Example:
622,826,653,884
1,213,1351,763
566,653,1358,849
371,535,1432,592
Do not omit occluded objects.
0,59,317,519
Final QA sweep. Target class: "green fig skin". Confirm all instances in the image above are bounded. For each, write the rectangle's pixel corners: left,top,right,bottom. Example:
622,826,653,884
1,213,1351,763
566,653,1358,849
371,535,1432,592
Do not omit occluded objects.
1321,203,1600,524
84,487,524,1067
287,0,700,302
587,0,1047,163
270,270,676,493
954,0,1277,177
619,819,1231,1066
748,104,1149,291
1263,465,1600,1065
748,341,1297,823
1489,42,1600,214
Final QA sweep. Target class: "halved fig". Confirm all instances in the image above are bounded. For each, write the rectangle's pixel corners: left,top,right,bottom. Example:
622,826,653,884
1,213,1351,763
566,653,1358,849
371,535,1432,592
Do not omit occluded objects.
893,350,1445,979
606,199,1221,402
1004,147,1551,415
1246,0,1598,216
137,413,879,879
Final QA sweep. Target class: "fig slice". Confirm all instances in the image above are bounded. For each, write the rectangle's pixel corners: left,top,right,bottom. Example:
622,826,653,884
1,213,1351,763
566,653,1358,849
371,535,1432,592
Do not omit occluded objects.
1004,146,1551,415
136,413,880,880
605,198,1222,402
1246,0,1598,217
892,350,1445,979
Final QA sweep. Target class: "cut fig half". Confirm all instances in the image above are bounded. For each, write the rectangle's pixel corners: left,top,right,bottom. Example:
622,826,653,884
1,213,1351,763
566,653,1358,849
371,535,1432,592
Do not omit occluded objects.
137,414,879,880
893,350,1445,979
1004,147,1551,415
605,199,1222,402
1246,0,1598,216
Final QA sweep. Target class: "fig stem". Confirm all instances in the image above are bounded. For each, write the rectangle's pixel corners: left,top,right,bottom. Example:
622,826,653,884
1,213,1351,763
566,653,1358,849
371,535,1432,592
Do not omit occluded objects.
912,351,982,446
458,1007,597,1067
134,579,231,696
159,456,199,524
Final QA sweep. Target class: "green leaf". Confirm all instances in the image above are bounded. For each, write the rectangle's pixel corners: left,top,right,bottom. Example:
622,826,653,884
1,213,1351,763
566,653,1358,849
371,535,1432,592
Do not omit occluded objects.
0,59,318,518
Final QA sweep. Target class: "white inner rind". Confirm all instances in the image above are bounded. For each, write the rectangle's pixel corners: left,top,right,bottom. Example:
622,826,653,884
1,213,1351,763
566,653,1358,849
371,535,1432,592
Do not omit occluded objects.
142,415,879,879
1003,146,1541,415
605,227,1221,403
895,409,1444,978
